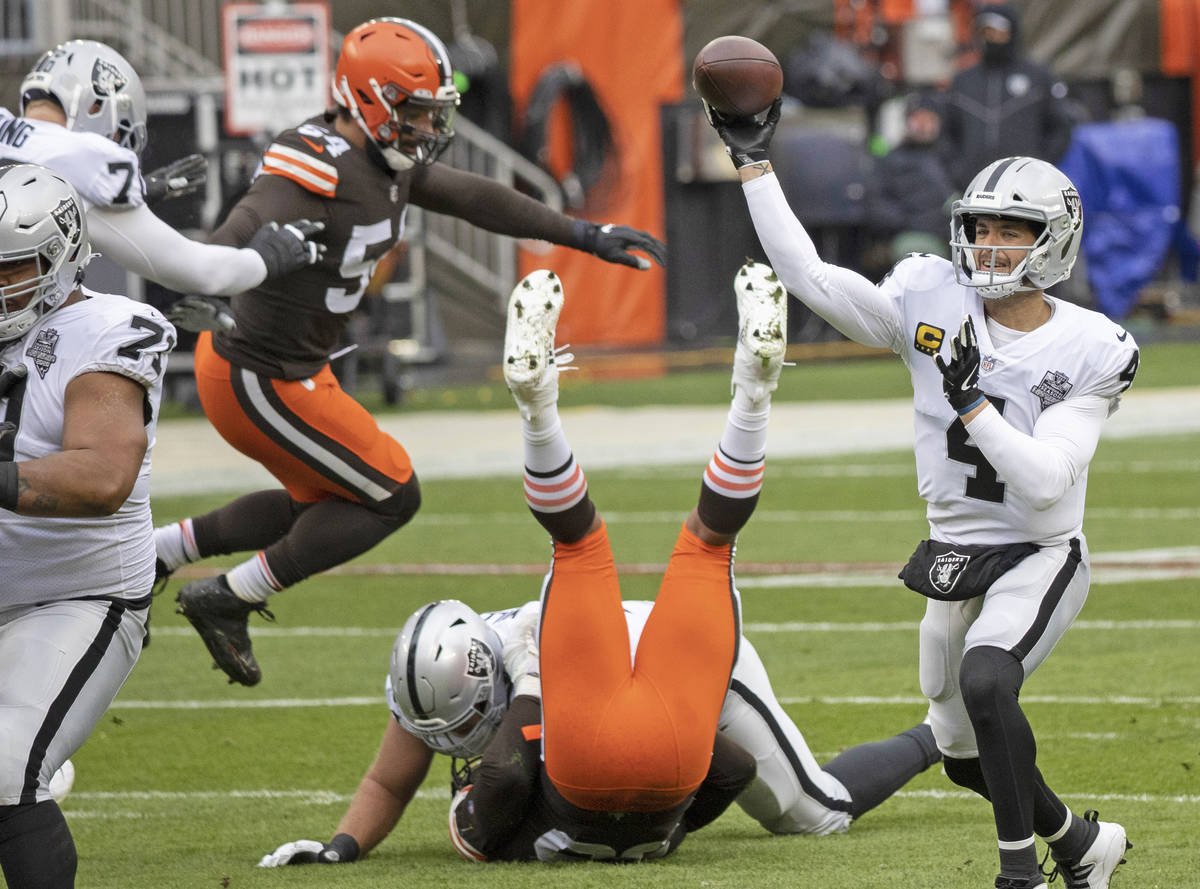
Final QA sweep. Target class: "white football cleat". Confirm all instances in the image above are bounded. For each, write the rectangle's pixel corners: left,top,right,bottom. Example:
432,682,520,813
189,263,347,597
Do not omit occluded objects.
731,261,787,404
503,269,570,420
1049,812,1130,889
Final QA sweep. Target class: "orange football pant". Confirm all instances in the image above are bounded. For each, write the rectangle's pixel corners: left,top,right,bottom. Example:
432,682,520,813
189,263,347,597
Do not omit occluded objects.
193,332,413,504
540,520,739,812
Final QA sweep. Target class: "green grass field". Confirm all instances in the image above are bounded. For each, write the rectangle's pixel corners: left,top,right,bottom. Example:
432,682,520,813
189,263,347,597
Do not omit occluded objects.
63,344,1199,889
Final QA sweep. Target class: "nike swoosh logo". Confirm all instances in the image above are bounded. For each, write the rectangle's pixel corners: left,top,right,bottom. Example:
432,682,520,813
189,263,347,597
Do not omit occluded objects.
299,136,324,154
1116,330,1128,341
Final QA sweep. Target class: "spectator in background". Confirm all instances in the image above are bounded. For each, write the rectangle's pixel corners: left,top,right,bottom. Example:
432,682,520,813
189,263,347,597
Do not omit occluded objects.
867,92,957,262
940,3,1074,190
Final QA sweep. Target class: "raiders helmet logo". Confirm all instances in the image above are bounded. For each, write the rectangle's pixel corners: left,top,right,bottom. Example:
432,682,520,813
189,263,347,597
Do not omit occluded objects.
1062,187,1082,228
91,58,127,97
51,198,81,246
465,637,493,678
929,551,971,596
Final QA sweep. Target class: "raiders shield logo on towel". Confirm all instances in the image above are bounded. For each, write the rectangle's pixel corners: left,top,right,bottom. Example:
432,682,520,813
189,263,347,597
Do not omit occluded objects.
929,551,971,597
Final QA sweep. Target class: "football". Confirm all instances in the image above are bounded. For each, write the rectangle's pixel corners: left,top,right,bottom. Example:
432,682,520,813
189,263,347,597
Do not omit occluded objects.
692,35,783,118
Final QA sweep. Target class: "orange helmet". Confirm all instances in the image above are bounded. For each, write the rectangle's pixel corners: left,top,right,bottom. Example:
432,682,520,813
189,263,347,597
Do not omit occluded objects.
331,18,459,170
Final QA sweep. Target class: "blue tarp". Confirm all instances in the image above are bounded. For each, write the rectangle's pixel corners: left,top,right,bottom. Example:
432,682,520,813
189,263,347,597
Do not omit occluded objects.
1057,117,1197,319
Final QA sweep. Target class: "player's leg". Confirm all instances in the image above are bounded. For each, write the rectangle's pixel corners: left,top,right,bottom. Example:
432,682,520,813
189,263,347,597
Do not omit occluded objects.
959,538,1127,887
173,334,421,685
626,262,786,806
0,600,145,888
502,270,632,809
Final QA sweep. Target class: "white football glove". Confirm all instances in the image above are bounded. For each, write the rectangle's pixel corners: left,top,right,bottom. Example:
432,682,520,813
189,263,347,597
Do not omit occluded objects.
166,295,236,332
502,609,541,699
257,838,354,866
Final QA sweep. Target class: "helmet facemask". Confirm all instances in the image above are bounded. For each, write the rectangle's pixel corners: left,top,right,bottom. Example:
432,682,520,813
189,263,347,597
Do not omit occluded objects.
951,212,1048,299
336,74,457,170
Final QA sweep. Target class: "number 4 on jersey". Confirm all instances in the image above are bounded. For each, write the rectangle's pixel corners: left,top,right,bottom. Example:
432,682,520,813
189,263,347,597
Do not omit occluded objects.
946,395,1006,503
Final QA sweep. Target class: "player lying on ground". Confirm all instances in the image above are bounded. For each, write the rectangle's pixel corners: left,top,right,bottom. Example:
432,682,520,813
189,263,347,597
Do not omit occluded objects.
259,263,939,866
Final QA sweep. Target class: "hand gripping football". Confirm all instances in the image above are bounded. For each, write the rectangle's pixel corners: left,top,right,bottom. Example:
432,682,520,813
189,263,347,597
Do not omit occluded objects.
693,35,783,118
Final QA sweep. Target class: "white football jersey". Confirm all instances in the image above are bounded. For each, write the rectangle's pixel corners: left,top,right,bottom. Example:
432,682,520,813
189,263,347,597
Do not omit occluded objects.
878,254,1139,544
0,107,146,210
0,289,174,606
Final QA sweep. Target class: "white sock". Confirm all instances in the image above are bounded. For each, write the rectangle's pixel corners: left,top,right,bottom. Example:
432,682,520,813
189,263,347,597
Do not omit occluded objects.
720,402,770,463
523,413,571,474
225,553,282,604
154,520,200,571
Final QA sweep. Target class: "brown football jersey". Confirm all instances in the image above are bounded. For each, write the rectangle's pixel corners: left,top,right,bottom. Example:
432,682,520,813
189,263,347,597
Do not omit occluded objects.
208,113,412,379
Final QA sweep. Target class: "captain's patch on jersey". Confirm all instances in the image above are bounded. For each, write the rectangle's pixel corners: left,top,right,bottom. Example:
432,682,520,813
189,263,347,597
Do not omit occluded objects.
26,328,60,378
913,322,945,356
929,550,970,597
1030,369,1073,409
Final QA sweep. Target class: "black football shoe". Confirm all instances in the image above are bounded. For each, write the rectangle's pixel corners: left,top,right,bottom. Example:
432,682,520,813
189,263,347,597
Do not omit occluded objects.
176,575,274,686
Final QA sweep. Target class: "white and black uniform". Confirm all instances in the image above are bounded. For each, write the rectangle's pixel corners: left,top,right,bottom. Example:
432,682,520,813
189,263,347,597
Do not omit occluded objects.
0,107,267,295
0,289,173,804
743,173,1139,757
388,599,857,835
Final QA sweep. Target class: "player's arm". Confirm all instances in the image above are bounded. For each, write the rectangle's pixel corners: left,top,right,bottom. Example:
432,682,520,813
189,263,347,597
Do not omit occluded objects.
449,694,542,861
703,104,902,349
87,199,323,296
410,163,665,270
937,317,1130,510
961,397,1109,511
258,717,435,866
1,371,146,517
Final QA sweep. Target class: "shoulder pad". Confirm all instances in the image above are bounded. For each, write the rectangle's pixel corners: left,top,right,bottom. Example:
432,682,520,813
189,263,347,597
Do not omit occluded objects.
261,131,339,197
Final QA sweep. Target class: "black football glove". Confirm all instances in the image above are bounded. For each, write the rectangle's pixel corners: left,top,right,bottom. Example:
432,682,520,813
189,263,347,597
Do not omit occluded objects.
706,97,782,169
166,295,236,332
142,153,207,204
248,220,326,280
257,834,359,867
934,315,986,414
572,219,666,270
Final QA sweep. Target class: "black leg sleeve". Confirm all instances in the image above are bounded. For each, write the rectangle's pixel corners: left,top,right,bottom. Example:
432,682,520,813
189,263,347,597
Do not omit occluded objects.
191,489,305,557
0,801,76,889
822,722,942,818
683,731,757,833
960,645,1037,843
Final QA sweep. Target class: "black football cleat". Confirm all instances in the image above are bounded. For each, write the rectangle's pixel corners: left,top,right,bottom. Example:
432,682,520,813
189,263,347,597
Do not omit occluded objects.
176,575,273,686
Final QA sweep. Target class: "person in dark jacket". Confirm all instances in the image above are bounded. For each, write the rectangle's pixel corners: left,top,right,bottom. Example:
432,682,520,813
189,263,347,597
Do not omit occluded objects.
868,92,957,261
940,3,1074,190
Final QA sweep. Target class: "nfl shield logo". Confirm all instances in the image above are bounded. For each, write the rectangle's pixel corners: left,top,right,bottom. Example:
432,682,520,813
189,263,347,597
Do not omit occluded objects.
929,551,972,597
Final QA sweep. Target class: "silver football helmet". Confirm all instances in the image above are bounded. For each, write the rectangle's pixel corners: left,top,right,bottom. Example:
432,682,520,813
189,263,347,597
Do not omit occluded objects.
389,600,509,757
950,156,1083,298
0,164,90,342
21,39,148,156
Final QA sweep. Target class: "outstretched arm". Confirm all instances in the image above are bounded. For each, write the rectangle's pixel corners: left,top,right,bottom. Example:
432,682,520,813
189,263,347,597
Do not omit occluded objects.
258,718,434,866
706,104,903,351
411,163,665,269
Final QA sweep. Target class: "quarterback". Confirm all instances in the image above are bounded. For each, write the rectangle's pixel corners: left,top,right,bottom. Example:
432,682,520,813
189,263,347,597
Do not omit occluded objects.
156,18,667,688
259,263,939,867
3,40,324,299
711,97,1135,889
0,164,173,887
